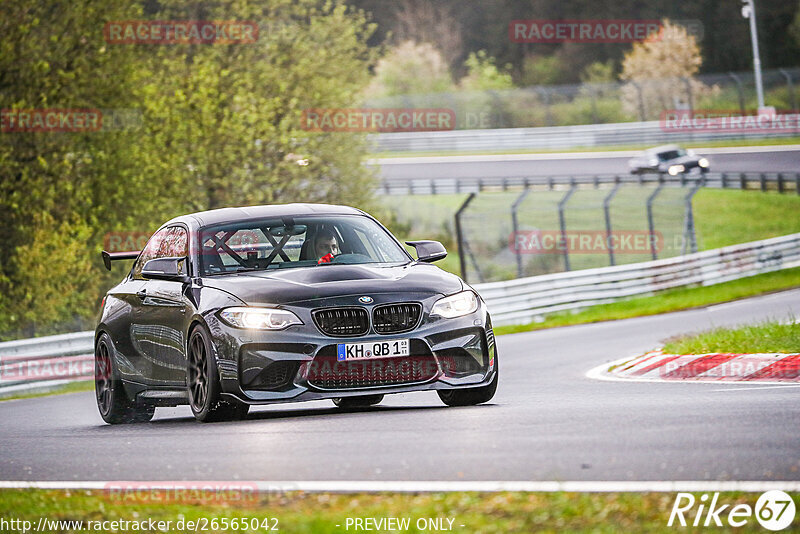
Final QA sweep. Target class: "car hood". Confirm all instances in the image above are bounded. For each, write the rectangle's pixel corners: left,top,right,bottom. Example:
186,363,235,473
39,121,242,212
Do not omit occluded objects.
200,262,464,306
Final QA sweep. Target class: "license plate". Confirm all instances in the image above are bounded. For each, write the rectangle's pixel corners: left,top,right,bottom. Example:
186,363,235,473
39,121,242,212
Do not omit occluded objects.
337,339,410,361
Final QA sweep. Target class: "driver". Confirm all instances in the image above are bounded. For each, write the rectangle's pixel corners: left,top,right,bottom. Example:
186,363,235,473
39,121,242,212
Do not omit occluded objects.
314,229,340,263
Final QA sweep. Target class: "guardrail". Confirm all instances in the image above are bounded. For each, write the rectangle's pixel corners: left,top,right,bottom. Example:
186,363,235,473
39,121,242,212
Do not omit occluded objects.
370,115,800,153
474,232,800,326
0,331,94,396
380,172,800,195
2,232,799,394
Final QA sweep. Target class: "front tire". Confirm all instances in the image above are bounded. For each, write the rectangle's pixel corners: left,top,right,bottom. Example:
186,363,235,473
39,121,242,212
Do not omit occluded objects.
95,333,155,424
332,395,384,408
437,358,498,407
187,325,249,423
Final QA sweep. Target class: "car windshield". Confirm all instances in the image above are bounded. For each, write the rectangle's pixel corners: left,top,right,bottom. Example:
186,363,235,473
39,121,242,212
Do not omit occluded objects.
198,215,410,275
657,148,687,161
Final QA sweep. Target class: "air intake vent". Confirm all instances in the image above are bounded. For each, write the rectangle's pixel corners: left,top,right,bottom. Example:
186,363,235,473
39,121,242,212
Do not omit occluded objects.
312,307,369,337
373,303,422,334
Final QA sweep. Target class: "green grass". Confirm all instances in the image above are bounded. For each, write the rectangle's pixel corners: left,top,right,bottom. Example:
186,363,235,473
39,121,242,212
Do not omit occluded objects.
0,380,93,402
663,319,800,355
0,489,791,533
494,266,800,336
369,137,800,158
694,190,800,250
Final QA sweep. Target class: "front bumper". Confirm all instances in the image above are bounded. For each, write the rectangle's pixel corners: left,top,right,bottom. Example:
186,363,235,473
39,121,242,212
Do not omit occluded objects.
204,293,497,405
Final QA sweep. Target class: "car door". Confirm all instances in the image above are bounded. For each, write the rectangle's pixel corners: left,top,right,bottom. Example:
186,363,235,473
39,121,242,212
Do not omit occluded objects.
129,226,191,386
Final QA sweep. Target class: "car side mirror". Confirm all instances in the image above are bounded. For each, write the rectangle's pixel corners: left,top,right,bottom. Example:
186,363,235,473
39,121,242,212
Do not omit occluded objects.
405,240,447,263
142,257,190,282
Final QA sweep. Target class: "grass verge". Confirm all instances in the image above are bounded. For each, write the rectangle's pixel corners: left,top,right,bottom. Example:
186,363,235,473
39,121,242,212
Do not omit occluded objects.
0,380,93,402
369,137,800,158
0,489,790,533
663,319,799,354
494,267,800,336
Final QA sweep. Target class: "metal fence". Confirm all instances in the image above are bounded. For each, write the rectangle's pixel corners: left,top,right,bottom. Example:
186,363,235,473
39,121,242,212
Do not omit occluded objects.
454,181,700,284
474,232,800,326
371,114,800,153
0,331,94,396
380,171,800,196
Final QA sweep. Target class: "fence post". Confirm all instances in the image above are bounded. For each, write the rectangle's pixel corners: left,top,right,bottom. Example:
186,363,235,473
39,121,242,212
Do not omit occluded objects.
721,172,727,189
728,72,746,115
740,172,747,190
455,193,476,283
681,183,702,255
511,189,531,278
558,181,577,271
603,181,622,266
778,173,785,194
760,173,767,192
779,69,797,112
646,183,664,261
682,77,694,113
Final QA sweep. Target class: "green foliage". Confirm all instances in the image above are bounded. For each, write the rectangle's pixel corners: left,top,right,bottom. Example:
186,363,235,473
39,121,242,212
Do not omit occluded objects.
460,51,513,92
0,0,378,339
580,61,616,85
520,55,564,86
364,41,455,98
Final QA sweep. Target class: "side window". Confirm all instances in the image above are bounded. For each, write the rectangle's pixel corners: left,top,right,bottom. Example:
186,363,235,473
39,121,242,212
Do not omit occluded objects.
160,226,188,257
132,226,187,280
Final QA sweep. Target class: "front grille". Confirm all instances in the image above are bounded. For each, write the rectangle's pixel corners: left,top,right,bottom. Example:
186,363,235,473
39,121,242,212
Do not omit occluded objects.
307,340,437,389
246,361,299,390
313,307,369,337
373,303,422,334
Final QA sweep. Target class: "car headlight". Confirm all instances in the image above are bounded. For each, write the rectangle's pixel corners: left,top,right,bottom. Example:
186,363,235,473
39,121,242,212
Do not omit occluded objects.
668,164,685,176
698,158,709,168
431,291,479,318
218,307,303,330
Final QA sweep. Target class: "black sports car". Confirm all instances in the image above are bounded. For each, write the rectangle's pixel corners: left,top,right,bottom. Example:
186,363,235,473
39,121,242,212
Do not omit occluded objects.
95,204,498,423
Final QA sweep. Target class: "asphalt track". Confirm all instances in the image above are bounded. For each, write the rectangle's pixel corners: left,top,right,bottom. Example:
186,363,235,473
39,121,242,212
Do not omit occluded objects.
374,146,800,182
1,289,798,482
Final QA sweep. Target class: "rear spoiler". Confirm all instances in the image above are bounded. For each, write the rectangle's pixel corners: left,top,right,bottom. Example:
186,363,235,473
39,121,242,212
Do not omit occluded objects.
101,250,141,271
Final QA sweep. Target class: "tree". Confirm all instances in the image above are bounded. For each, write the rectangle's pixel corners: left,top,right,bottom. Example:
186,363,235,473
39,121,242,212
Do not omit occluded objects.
390,0,464,70
364,41,455,98
0,0,379,338
619,20,714,120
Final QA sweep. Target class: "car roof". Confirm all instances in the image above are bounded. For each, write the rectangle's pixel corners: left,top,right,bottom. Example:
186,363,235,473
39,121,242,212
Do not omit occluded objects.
646,144,683,154
163,203,366,228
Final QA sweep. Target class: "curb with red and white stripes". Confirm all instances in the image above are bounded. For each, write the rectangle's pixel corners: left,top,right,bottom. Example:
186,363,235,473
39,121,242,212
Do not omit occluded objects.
588,350,800,385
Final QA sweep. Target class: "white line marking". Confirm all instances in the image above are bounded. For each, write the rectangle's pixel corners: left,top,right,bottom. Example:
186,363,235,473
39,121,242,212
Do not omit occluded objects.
1,480,799,492
711,384,800,392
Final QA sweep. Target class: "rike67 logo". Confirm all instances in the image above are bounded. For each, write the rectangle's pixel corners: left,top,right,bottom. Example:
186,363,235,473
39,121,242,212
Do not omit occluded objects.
668,491,796,530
